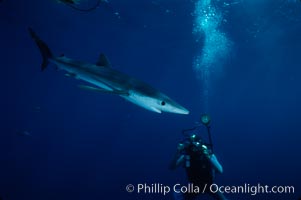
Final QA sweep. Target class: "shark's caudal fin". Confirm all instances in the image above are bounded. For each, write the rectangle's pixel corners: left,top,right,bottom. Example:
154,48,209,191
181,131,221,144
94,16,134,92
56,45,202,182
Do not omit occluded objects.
28,27,53,71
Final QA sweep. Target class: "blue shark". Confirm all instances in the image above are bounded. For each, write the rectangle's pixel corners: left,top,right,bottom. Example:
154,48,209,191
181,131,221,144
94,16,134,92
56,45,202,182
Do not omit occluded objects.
29,28,189,114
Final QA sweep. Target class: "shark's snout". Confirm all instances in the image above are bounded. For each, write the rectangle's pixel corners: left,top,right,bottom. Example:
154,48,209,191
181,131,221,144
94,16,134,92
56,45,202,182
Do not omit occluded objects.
161,100,190,115
177,108,190,115
171,106,190,115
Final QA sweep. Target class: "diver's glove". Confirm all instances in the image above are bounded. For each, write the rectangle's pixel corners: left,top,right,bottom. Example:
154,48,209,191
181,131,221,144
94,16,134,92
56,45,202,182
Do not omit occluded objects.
201,144,212,158
177,142,185,152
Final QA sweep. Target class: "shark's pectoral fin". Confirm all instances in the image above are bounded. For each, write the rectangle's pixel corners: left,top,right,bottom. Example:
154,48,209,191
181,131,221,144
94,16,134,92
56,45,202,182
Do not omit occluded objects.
96,53,111,68
78,85,128,95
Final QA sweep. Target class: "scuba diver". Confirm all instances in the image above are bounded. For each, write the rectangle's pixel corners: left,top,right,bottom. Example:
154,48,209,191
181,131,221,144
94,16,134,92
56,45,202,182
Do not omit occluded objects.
169,114,228,200
57,0,104,12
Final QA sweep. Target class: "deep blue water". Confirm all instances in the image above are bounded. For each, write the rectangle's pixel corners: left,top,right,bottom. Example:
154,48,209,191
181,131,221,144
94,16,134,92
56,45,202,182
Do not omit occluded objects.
1,0,301,199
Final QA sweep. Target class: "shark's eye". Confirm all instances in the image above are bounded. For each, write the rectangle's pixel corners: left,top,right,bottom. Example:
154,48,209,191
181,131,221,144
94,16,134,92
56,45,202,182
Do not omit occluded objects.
161,101,166,106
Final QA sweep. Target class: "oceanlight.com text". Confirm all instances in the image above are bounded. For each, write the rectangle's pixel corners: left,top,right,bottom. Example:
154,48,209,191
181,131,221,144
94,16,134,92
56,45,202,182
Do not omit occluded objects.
125,183,295,196
210,183,294,196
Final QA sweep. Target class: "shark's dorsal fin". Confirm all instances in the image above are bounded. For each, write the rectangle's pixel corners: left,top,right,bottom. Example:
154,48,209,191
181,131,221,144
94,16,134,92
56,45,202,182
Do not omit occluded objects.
96,53,111,67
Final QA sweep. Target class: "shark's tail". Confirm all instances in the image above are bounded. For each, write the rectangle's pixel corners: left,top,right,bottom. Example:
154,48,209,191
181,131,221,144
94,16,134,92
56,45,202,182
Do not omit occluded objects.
28,27,53,71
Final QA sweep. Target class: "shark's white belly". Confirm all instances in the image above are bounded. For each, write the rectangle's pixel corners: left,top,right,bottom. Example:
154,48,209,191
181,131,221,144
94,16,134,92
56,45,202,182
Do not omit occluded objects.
120,91,162,113
56,62,115,91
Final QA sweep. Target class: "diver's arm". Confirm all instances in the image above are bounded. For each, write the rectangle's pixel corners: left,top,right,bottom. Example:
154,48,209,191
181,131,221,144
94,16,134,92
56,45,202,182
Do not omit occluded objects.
169,152,185,170
209,154,223,174
201,144,223,173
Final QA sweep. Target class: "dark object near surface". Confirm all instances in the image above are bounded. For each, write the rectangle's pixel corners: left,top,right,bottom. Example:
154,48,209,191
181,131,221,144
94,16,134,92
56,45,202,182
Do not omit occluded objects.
61,0,76,4
61,0,103,12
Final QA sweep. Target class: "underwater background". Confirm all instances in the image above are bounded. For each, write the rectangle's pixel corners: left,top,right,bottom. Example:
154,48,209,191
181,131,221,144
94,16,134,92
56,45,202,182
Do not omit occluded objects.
1,0,301,199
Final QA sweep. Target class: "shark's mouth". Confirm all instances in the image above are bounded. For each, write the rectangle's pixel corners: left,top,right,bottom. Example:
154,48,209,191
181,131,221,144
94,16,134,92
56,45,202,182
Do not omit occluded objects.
151,107,162,114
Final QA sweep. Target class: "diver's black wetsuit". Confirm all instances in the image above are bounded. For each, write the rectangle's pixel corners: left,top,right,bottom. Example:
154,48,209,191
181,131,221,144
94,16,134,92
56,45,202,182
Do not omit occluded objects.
183,147,226,200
